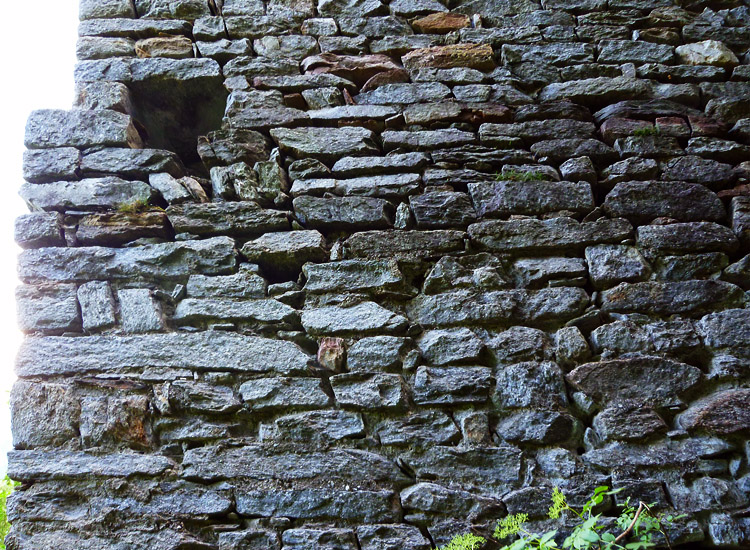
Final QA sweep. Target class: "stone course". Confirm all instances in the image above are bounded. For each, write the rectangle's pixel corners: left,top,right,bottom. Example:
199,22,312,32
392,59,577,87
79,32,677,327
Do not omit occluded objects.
9,0,750,547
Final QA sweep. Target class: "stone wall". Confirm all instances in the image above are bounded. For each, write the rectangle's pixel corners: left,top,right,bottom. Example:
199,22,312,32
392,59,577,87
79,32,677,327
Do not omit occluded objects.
9,0,750,547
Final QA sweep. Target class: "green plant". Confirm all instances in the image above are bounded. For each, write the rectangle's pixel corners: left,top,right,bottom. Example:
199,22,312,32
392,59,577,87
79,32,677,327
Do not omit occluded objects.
496,170,547,182
117,198,152,214
0,476,19,549
441,486,683,550
440,533,487,550
632,126,660,137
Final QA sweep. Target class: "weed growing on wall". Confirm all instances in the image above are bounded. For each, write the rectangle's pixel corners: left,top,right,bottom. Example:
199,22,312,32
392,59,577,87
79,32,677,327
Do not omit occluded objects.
0,476,19,549
441,486,684,550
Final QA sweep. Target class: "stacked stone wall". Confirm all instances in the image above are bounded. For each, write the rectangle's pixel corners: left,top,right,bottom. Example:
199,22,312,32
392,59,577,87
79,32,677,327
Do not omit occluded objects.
9,0,750,547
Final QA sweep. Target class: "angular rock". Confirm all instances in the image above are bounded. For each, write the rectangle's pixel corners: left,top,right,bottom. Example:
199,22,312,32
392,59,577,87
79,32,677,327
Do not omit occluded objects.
16,284,81,334
302,301,408,336
77,281,117,331
343,230,465,260
271,127,379,163
413,366,492,405
23,148,81,184
375,410,459,447
402,44,494,71
347,336,413,372
303,259,409,295
25,109,142,149
10,381,80,449
294,195,394,231
567,356,702,406
291,173,420,199
538,77,652,108
585,245,651,290
20,178,155,212
239,377,330,411
8,451,174,481
601,280,744,317
412,12,470,34
16,332,310,377
598,40,674,64
676,40,739,68
281,528,356,550
679,390,750,436
167,203,289,238
417,328,484,366
494,361,567,411
356,525,431,550
14,213,65,249
331,372,406,410
76,211,171,247
19,237,237,283
469,217,632,253
469,180,594,218
636,222,738,255
697,309,750,350
173,298,297,326
382,129,475,151
241,230,327,278
261,410,364,443
603,181,725,223
410,191,477,229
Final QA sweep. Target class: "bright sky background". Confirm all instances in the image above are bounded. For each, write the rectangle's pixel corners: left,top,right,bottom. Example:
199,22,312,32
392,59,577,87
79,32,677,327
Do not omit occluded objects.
0,0,79,472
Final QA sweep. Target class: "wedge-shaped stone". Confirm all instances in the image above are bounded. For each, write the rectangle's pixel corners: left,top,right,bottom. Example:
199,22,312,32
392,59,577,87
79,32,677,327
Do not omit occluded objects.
20,178,155,212
585,245,650,290
281,528,355,550
400,445,523,494
16,284,81,334
303,260,408,295
469,217,632,253
582,437,734,472
11,381,79,449
410,191,477,229
418,328,484,366
294,195,394,231
186,265,267,299
16,332,310,377
261,410,365,443
601,281,745,316
8,451,174,481
530,139,617,165
183,445,406,483
636,222,738,255
407,288,589,328
169,381,241,415
239,377,330,411
402,43,494,71
678,390,750,436
18,237,236,283
356,82,452,105
357,525,431,550
538,77,652,108
604,181,725,223
241,230,327,277
375,411,459,447
271,127,378,163
76,211,172,247
332,153,430,177
236,489,399,523
343,229,465,260
331,372,407,410
291,173,420,198
413,366,492,405
347,336,413,372
173,298,297,325
302,301,408,335
479,120,596,143
23,148,81,183
80,148,184,179
167,203,289,238
501,43,595,66
496,411,582,446
382,129,475,151
598,40,674,64
697,309,750,349
469,181,594,218
494,361,568,411
567,356,702,406
25,109,142,149
401,482,504,518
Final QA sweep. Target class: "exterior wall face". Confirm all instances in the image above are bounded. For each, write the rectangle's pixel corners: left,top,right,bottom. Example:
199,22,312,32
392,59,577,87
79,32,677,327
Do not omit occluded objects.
9,0,750,547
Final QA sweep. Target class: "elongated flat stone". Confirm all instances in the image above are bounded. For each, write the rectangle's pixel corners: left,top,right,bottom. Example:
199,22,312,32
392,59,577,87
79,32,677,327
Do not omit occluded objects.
407,288,589,328
343,229,465,260
25,109,142,149
16,332,310,377
270,127,379,163
601,281,745,316
18,237,236,283
20,178,155,212
236,489,400,523
173,298,297,325
167,203,289,237
290,173,421,198
468,217,632,253
603,181,725,223
301,301,408,335
183,445,407,483
8,451,174,481
468,180,594,217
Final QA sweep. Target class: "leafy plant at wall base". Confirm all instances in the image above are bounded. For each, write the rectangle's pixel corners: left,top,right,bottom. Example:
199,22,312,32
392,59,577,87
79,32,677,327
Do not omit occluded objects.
440,486,683,550
0,476,19,550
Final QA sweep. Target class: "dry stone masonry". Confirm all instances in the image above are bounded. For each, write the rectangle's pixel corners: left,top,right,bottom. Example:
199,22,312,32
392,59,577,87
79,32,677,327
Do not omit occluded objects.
9,0,750,547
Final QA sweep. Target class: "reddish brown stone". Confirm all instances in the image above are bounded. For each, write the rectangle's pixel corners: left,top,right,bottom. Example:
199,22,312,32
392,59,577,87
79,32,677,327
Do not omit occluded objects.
301,53,400,87
600,118,653,145
688,114,727,138
361,69,411,93
412,12,471,34
76,210,172,247
680,389,750,435
401,44,495,71
317,337,346,372
655,116,690,139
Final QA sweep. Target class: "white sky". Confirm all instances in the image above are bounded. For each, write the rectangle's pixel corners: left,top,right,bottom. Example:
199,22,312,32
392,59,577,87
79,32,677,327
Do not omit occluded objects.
0,0,79,472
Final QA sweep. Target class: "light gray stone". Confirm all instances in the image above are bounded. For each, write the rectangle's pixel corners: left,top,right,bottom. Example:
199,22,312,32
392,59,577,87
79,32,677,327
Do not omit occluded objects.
20,177,155,212
16,284,81,334
117,288,164,333
302,301,408,336
239,377,330,411
417,328,484,366
77,281,116,331
25,109,142,149
331,372,406,410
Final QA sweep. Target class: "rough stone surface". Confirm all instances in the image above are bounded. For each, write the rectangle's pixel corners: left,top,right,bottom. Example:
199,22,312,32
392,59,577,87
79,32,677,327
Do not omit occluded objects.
14,0,750,546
